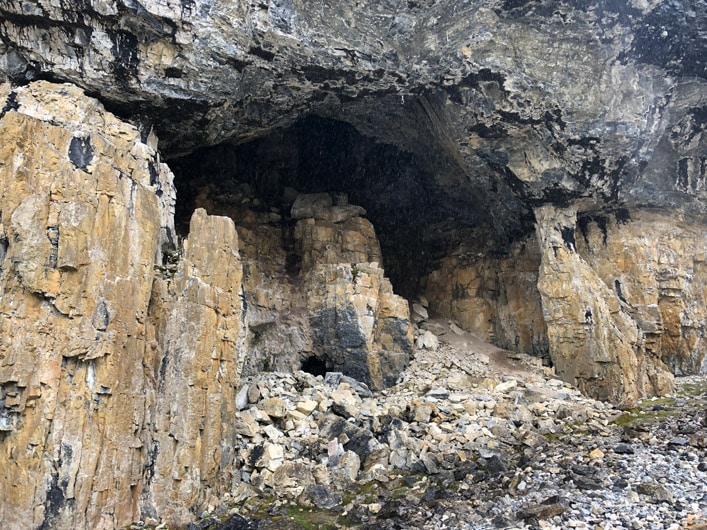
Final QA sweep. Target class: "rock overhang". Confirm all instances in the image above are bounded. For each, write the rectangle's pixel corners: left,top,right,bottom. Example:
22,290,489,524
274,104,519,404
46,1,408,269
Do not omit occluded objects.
1,1,704,218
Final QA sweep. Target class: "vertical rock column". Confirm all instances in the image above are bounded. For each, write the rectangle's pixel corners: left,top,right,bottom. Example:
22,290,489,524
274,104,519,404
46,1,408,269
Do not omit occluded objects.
294,203,413,390
146,209,245,526
0,82,175,529
534,204,673,406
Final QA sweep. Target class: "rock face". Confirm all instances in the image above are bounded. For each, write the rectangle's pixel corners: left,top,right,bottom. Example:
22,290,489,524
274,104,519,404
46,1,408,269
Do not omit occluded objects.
146,208,245,525
423,236,548,359
535,204,674,406
575,209,707,377
0,81,174,530
297,215,413,389
424,206,706,405
0,83,248,529
190,185,414,390
0,0,707,527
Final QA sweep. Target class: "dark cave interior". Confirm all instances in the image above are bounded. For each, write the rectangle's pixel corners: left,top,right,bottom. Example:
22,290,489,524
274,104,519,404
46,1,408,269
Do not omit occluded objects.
170,114,532,299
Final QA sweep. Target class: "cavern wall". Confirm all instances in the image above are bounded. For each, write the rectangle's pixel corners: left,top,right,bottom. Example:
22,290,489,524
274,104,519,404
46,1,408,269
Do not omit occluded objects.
189,184,414,390
0,83,247,529
424,205,706,406
423,236,548,359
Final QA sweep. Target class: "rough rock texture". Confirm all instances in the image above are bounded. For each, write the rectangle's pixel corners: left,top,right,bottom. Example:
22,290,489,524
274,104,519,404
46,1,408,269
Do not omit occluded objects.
0,0,707,527
424,206,707,405
190,185,413,390
0,81,174,530
2,1,704,236
146,208,245,526
535,203,674,406
0,84,246,529
576,208,707,377
296,214,413,389
423,236,548,359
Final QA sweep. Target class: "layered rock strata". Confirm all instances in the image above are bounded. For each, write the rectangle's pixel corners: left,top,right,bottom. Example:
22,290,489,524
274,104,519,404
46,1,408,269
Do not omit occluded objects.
576,208,707,377
424,205,706,406
535,204,675,406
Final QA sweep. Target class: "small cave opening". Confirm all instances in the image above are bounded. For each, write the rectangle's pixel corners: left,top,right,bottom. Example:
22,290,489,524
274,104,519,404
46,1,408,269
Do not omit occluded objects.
300,355,328,377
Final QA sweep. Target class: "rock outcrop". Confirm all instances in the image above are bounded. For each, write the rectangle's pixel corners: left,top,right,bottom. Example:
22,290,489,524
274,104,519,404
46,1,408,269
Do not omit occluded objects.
146,208,245,526
0,81,175,530
424,205,706,406
191,185,414,390
576,208,707,378
0,83,248,529
0,0,707,527
535,204,674,406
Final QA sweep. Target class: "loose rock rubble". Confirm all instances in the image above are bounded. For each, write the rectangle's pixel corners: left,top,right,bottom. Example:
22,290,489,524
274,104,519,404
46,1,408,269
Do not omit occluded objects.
138,322,706,530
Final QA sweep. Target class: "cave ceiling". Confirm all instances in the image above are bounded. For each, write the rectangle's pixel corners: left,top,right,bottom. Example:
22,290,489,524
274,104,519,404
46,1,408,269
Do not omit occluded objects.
1,0,706,262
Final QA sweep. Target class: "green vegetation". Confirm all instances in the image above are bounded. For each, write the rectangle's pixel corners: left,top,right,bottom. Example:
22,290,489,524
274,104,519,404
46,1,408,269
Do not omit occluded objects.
351,264,361,282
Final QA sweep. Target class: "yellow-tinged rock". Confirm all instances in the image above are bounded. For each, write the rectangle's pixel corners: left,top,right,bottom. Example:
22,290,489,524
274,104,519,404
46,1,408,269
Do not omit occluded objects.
589,448,605,459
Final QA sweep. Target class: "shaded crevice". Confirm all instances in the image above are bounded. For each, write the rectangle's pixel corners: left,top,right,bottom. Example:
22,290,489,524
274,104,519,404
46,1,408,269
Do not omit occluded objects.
300,355,327,377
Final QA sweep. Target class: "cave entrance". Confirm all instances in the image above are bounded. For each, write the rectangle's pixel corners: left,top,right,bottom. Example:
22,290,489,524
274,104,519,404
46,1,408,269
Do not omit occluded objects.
300,355,328,377
169,114,479,300
167,111,548,374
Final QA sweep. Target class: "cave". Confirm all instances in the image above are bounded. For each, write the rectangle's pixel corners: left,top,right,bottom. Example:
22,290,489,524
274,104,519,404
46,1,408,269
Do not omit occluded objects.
169,109,546,384
300,355,328,377
2,1,707,527
170,112,530,300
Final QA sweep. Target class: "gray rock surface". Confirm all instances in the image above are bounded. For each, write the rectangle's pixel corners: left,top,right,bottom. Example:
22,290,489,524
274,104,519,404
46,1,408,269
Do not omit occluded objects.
1,1,704,225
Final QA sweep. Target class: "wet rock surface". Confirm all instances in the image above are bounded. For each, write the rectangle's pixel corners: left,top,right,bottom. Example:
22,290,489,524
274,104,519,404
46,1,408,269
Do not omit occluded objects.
140,321,707,530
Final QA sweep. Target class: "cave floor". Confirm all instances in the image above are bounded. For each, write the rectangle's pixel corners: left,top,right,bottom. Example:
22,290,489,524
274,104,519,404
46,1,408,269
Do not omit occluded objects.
157,324,707,530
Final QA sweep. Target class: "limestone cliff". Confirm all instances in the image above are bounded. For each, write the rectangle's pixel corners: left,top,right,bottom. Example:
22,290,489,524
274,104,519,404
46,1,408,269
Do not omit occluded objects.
0,83,246,529
0,0,706,527
0,82,411,528
0,81,175,530
423,206,705,405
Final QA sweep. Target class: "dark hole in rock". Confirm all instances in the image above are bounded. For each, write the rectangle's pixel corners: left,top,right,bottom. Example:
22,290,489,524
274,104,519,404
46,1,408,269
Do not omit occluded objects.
300,355,327,377
0,236,7,269
68,136,93,171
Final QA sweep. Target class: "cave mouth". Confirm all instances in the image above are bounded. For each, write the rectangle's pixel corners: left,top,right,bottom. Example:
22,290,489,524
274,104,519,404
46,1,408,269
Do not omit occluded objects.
300,355,328,377
169,113,488,300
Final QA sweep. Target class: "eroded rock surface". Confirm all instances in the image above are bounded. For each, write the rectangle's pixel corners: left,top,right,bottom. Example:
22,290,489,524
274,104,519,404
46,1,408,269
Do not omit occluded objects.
535,203,674,406
0,83,246,529
0,0,706,527
190,185,413,390
0,81,174,530
423,235,548,359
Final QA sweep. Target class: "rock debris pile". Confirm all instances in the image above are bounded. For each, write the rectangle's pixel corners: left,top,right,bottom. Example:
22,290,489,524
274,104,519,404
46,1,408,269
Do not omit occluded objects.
153,322,707,530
